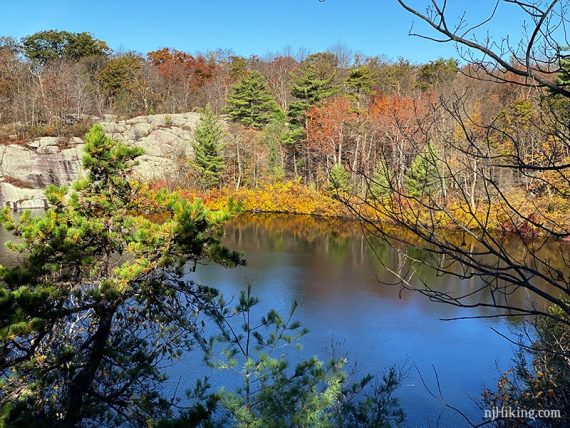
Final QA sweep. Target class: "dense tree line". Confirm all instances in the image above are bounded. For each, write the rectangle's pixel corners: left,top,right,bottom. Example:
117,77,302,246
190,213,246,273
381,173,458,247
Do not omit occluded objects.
1,30,566,226
354,1,570,424
0,30,464,190
0,1,569,423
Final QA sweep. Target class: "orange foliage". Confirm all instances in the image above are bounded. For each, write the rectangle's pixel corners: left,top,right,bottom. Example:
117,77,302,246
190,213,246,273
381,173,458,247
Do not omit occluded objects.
147,48,215,88
368,92,432,127
306,97,357,162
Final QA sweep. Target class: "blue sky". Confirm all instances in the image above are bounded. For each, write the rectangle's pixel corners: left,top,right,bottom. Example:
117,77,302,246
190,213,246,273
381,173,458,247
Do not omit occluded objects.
0,1,525,63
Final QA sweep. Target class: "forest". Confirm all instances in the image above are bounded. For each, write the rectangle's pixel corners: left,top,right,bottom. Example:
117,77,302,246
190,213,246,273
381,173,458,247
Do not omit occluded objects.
0,28,567,231
1,0,570,426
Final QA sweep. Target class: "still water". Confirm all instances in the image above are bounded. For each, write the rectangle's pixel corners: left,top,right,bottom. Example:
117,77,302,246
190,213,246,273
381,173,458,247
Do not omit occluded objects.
169,214,543,427
0,211,553,426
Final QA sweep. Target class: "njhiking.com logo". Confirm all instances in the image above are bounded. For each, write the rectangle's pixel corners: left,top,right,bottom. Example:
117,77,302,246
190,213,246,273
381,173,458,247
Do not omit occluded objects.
484,406,562,422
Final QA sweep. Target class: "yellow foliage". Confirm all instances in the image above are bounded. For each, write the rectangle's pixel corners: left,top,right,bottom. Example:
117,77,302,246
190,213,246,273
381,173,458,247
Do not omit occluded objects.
148,180,569,238
180,181,346,218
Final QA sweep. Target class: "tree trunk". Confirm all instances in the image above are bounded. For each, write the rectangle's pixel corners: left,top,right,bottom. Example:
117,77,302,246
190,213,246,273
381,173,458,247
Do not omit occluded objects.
63,307,114,427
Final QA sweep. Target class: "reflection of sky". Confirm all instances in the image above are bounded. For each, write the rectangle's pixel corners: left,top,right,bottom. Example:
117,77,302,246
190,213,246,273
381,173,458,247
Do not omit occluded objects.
165,215,524,428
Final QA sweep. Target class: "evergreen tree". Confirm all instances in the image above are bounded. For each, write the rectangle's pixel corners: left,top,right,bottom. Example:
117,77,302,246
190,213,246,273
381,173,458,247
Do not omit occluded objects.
557,55,570,87
225,71,282,129
289,63,338,129
549,55,570,123
370,161,393,199
329,163,351,194
345,64,376,107
416,58,458,91
0,125,242,427
192,104,225,189
159,287,405,428
405,142,442,198
262,116,288,180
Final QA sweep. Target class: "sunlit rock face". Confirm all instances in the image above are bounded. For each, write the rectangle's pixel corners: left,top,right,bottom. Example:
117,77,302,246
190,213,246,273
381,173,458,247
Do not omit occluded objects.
0,112,200,209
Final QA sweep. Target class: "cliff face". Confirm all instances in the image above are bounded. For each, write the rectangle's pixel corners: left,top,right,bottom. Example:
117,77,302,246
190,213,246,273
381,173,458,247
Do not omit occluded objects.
0,113,200,209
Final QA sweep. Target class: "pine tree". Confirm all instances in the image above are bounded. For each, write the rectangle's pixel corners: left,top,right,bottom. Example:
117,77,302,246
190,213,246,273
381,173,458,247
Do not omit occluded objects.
558,56,570,87
225,71,282,129
344,64,375,107
329,163,351,194
370,161,393,199
405,142,442,198
262,116,288,180
192,104,225,189
289,63,338,129
160,287,405,427
0,124,242,427
416,58,458,91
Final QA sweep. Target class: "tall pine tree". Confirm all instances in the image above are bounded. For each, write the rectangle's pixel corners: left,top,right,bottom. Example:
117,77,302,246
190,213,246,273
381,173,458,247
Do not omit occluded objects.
225,71,282,129
192,104,226,190
344,65,375,108
288,63,338,142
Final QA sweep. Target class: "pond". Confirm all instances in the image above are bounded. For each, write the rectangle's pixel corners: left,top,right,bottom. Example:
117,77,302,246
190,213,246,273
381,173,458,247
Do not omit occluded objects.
167,213,549,427
1,211,559,426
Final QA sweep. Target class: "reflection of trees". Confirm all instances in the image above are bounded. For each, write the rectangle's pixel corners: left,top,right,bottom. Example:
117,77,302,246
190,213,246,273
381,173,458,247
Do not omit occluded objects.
227,213,359,243
223,214,567,319
345,0,570,323
347,1,570,419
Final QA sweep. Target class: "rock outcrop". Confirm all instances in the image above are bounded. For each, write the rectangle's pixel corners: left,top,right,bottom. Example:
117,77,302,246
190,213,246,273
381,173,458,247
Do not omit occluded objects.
0,112,200,209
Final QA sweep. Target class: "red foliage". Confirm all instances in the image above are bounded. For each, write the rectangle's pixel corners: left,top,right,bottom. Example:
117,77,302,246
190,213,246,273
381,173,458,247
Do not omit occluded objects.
147,48,215,88
368,92,431,131
306,97,357,162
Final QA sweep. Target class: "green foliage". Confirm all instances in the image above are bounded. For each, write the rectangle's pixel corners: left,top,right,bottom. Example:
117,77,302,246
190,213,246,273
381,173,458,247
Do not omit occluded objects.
162,287,405,428
345,65,376,106
289,62,338,131
262,117,289,180
228,56,249,82
0,125,242,427
416,58,458,91
21,30,109,64
329,163,351,194
225,71,282,129
192,105,226,189
302,52,339,79
497,99,534,128
546,55,570,126
557,53,570,87
405,143,442,198
370,161,393,199
96,53,143,99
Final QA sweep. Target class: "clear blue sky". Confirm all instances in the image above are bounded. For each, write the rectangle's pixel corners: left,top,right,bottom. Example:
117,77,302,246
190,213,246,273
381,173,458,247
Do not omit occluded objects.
0,0,525,63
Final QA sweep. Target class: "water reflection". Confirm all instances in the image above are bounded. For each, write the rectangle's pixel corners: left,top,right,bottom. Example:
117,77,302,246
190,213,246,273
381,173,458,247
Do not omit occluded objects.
1,212,563,426
183,214,567,427
223,214,562,321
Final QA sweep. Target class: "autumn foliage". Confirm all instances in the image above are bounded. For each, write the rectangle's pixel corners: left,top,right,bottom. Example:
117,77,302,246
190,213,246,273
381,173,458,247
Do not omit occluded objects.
147,47,214,88
306,96,356,164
